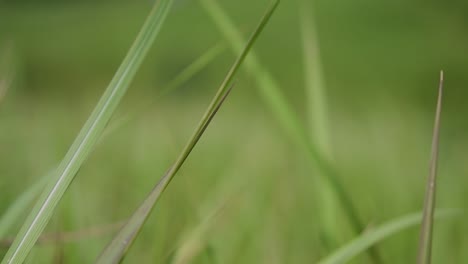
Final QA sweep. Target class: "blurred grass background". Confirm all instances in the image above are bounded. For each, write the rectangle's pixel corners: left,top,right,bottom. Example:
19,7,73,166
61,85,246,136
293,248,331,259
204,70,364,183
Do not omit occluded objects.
1,0,468,263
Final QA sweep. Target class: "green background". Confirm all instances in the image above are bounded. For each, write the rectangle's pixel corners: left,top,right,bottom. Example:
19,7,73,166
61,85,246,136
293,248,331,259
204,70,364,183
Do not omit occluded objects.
1,0,467,263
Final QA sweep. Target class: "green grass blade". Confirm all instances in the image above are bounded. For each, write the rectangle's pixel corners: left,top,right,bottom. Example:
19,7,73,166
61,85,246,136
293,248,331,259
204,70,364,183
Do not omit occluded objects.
1,1,174,263
417,71,444,264
300,2,338,251
0,41,221,244
318,209,460,264
300,3,331,157
199,0,364,238
95,2,279,263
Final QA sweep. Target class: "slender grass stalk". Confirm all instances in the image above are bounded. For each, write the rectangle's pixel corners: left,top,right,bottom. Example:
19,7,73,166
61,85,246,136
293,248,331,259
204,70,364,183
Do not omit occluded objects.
1,1,174,263
417,71,444,264
300,2,331,156
300,1,339,251
95,2,279,263
199,0,364,240
318,209,459,264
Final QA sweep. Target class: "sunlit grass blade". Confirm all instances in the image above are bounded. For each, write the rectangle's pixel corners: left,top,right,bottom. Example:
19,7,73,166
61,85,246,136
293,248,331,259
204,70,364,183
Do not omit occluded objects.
1,1,174,263
0,42,223,240
95,2,279,263
300,2,331,156
199,0,365,239
417,71,444,264
318,209,460,264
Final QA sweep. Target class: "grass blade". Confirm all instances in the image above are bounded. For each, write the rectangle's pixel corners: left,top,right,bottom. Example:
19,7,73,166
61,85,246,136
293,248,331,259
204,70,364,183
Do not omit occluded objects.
95,2,279,263
300,3,331,156
318,209,460,264
199,0,365,240
1,1,174,263
300,1,339,251
416,71,444,264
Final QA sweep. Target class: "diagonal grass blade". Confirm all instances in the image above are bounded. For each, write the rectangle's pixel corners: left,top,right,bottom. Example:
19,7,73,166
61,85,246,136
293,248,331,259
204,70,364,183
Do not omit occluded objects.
95,1,279,263
319,209,460,264
1,0,174,263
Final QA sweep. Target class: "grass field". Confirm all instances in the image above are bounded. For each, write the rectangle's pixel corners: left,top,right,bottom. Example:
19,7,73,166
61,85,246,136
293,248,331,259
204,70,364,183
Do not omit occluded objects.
1,0,468,263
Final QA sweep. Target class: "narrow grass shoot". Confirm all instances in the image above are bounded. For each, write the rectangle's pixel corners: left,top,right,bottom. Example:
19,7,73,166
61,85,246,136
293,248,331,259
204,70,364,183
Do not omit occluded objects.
300,1,339,251
95,2,279,263
318,209,459,264
1,0,174,263
416,71,444,264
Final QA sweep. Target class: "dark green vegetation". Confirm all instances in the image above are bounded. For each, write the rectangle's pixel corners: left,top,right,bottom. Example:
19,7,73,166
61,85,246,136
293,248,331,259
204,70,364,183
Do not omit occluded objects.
1,0,468,263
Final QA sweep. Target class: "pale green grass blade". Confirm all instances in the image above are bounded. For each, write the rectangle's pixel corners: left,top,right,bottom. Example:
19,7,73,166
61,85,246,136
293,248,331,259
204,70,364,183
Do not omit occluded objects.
417,71,444,264
199,0,364,237
95,2,279,263
318,209,460,264
0,42,223,239
1,1,174,263
300,2,331,157
300,2,339,251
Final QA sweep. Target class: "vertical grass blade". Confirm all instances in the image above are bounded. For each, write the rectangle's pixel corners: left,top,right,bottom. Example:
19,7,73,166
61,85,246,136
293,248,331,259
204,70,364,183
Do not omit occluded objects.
95,2,279,263
300,3,331,156
416,71,444,264
199,0,365,241
1,1,174,263
318,209,459,264
300,2,339,252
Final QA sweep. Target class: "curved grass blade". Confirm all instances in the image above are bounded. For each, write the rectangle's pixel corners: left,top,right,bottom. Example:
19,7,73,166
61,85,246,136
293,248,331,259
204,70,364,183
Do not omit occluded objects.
417,71,444,264
199,0,364,240
318,209,460,264
95,2,279,263
0,42,222,244
1,1,174,263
